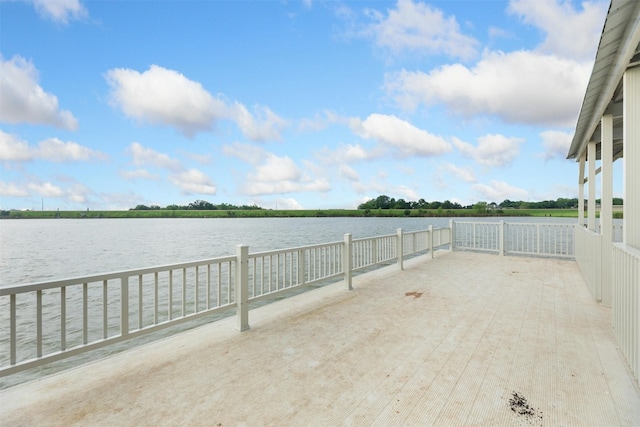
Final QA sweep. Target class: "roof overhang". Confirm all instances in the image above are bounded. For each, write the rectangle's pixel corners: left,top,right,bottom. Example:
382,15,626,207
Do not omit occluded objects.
567,0,640,161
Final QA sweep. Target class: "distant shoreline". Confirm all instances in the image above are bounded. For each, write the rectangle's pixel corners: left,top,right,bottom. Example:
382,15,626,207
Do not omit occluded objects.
0,208,612,220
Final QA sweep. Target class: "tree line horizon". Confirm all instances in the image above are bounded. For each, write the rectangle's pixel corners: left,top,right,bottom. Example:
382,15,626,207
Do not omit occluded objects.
130,196,624,212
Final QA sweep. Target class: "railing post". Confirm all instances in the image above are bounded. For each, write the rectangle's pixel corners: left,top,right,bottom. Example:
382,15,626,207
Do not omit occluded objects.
499,220,505,256
449,220,454,251
121,276,129,337
297,249,306,286
236,245,250,331
429,225,434,259
344,233,353,290
397,228,404,270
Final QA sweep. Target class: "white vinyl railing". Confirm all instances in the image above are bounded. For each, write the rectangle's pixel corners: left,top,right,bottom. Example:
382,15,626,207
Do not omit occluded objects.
575,226,603,300
612,243,640,383
452,221,575,258
0,227,450,376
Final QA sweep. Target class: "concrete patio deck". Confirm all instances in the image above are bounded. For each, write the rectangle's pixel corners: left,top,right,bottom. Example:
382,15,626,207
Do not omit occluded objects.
1,251,639,426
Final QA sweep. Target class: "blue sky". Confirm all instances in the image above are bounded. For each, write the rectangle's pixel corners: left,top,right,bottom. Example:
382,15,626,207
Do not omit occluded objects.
0,0,617,210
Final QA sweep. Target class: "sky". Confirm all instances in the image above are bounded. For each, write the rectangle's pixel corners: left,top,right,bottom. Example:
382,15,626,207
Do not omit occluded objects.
0,0,619,211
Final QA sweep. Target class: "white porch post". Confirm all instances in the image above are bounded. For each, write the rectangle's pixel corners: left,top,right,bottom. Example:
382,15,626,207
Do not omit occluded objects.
588,141,597,232
624,67,640,249
578,152,586,227
601,114,613,307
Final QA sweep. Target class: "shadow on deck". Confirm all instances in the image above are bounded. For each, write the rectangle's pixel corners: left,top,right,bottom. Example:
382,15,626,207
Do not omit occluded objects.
1,251,639,426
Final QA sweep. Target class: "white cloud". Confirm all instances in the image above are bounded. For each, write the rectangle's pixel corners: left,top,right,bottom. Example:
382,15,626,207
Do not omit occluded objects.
119,169,160,180
31,0,88,24
105,65,287,141
441,163,477,183
106,65,226,137
386,50,591,127
318,142,382,164
508,0,607,61
244,178,330,196
540,130,572,160
363,0,479,60
473,180,529,202
298,110,347,132
0,130,32,161
454,134,523,168
0,131,106,162
0,181,29,197
36,138,107,162
127,142,182,171
27,181,65,198
352,113,452,157
228,103,288,142
169,169,216,195
251,154,301,182
222,142,267,164
0,55,78,130
340,164,360,182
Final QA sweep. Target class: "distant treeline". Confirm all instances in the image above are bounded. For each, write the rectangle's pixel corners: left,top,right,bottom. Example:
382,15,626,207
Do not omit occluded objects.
357,195,624,210
131,200,264,211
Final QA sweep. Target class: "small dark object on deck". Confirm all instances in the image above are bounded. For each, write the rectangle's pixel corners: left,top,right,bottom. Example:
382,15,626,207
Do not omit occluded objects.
509,392,543,424
404,291,423,298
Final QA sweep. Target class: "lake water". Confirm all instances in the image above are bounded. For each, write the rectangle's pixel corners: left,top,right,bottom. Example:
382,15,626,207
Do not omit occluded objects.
0,217,461,287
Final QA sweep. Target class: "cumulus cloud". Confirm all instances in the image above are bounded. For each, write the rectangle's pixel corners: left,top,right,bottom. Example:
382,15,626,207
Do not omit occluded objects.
222,142,267,164
363,0,479,60
27,181,65,197
106,65,287,140
317,142,382,164
0,55,78,130
106,65,225,137
386,50,591,127
228,103,288,142
0,181,30,197
0,130,106,162
454,134,523,168
170,169,217,195
31,0,88,24
127,142,183,171
352,113,452,157
0,130,32,161
441,163,477,183
251,154,301,182
340,164,360,181
508,0,607,61
36,138,108,162
540,130,572,160
473,180,529,202
119,169,160,181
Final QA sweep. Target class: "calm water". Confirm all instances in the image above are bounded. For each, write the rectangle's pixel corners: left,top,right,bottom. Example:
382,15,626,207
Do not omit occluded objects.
0,217,459,287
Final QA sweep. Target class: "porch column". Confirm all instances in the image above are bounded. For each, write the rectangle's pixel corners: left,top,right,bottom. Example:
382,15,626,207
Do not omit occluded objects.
587,141,597,232
601,114,613,306
578,152,586,227
624,66,640,249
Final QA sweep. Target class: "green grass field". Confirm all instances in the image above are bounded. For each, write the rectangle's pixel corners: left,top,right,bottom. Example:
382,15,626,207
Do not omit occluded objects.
1,208,611,220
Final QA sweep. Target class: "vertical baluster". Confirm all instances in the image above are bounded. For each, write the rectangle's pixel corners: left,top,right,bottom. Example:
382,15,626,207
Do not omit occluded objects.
217,263,222,307
83,283,88,344
195,266,200,314
138,274,143,329
61,287,66,351
206,264,211,310
37,290,42,358
121,277,129,337
103,280,108,339
182,268,186,316
154,272,158,324
227,261,232,304
10,294,16,364
168,270,173,320
252,258,256,296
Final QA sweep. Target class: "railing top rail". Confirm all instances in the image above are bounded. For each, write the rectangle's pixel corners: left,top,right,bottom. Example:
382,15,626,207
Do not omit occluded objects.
352,233,396,243
248,240,343,259
0,255,237,295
